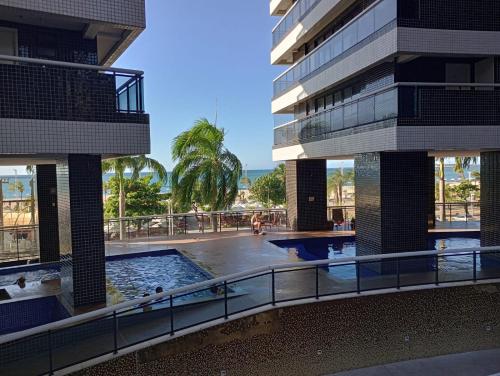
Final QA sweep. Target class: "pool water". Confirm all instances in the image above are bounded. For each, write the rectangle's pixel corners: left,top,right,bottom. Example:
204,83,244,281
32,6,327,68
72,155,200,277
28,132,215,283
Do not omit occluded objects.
106,251,211,301
270,234,486,278
271,235,480,261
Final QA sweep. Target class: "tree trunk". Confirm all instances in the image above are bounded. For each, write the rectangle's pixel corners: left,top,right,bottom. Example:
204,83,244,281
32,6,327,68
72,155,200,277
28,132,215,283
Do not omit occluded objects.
439,158,446,222
119,181,126,240
29,178,35,224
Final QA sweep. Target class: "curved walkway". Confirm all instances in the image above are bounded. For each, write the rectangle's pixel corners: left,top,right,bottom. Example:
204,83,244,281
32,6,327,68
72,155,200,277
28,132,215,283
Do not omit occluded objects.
329,348,500,376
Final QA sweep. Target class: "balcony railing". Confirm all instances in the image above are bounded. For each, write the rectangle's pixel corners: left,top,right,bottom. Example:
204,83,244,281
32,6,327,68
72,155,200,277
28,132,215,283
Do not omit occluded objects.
274,86,398,146
272,0,321,47
0,54,147,123
273,0,397,97
1,245,499,374
274,83,500,147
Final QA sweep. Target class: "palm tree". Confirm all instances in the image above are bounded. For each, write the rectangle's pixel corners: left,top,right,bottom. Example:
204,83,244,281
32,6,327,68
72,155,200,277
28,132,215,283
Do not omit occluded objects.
102,155,167,239
437,156,478,221
171,118,242,231
327,169,354,206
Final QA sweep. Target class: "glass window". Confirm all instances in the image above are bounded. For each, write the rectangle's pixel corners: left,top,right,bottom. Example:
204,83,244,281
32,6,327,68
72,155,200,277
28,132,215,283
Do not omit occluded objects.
344,102,358,128
343,22,358,50
344,87,353,102
358,9,375,41
375,89,398,121
333,34,343,57
358,97,375,124
333,107,344,131
375,0,397,30
334,91,343,105
326,94,333,108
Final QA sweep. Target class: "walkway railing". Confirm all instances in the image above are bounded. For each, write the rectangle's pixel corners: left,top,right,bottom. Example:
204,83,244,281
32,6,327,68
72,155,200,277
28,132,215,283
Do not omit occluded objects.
105,209,288,240
0,225,39,263
328,202,481,229
1,246,500,375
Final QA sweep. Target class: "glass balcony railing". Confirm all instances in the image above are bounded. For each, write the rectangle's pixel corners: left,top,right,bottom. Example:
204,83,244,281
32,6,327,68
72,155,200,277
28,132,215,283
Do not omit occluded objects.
274,83,500,147
272,0,320,48
274,86,398,146
273,0,397,97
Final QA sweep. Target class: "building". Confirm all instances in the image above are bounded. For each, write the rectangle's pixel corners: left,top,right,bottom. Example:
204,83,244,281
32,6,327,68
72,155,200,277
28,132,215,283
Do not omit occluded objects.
271,0,500,255
0,0,150,310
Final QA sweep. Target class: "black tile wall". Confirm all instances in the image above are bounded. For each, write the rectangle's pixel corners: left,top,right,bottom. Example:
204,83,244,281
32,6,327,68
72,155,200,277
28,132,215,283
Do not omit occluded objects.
0,64,148,124
398,87,500,127
36,165,59,264
355,152,428,256
397,0,500,31
0,20,98,64
57,155,106,308
427,157,436,229
285,160,328,231
480,152,500,247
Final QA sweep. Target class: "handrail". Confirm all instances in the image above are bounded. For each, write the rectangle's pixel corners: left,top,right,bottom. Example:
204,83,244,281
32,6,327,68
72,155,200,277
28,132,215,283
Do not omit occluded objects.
0,54,144,76
1,245,498,345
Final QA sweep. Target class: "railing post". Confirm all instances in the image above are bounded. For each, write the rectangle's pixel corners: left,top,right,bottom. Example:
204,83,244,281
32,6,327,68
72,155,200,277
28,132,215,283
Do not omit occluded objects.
184,215,187,235
147,220,150,239
16,229,20,261
219,213,222,232
236,212,239,231
48,330,54,375
356,261,361,294
473,251,477,282
113,310,118,354
396,257,401,290
435,254,440,286
224,281,228,319
169,295,174,336
272,269,276,305
315,265,319,299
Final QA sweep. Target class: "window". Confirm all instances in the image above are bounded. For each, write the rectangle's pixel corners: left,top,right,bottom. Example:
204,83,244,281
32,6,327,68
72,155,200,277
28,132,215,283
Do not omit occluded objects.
0,27,18,59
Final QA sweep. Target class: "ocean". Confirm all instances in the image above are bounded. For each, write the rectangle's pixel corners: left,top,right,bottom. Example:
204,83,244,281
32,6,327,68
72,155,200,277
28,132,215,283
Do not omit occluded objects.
0,166,480,199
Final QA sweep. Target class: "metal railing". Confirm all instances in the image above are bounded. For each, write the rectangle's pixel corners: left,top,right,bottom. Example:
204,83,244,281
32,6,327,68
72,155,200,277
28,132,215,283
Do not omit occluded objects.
104,209,288,241
273,0,397,96
272,0,320,47
0,225,39,263
328,202,481,227
1,246,499,375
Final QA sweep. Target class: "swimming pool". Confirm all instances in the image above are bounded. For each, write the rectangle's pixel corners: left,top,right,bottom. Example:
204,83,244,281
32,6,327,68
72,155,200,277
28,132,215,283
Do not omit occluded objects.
270,233,486,277
106,250,212,302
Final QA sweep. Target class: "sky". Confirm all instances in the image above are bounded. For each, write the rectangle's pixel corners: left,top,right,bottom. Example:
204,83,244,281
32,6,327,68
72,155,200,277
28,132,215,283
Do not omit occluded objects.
115,0,284,171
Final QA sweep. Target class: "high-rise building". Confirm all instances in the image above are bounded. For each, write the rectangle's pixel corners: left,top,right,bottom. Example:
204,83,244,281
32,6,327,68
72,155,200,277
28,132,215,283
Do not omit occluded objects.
271,0,500,255
0,0,150,309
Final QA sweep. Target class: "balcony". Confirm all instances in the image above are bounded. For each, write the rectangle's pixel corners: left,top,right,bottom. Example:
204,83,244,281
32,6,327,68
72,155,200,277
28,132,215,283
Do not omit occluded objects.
273,0,396,98
270,0,295,16
0,54,148,124
272,0,321,47
274,83,500,147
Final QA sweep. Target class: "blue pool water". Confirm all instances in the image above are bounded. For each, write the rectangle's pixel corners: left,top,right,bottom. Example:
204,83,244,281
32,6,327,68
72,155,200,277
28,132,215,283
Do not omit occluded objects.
271,234,480,261
106,250,212,301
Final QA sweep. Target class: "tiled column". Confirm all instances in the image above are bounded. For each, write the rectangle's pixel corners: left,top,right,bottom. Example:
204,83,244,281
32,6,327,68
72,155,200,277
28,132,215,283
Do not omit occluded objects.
57,155,106,309
427,157,436,229
285,159,328,231
36,165,60,263
480,151,500,246
355,152,428,256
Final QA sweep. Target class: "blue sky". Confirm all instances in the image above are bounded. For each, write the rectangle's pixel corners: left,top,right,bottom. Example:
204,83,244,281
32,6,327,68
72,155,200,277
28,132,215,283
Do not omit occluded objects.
115,0,284,170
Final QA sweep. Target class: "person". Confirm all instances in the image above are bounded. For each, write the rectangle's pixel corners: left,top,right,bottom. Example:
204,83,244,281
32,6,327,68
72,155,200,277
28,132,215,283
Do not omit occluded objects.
191,202,203,232
251,212,263,234
15,276,26,289
155,286,163,294
140,292,152,312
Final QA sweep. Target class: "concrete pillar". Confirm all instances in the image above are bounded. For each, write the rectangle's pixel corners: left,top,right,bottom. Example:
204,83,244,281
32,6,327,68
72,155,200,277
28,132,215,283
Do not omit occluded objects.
285,159,328,231
355,152,428,256
57,155,106,309
36,165,60,263
427,157,436,229
480,151,500,246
